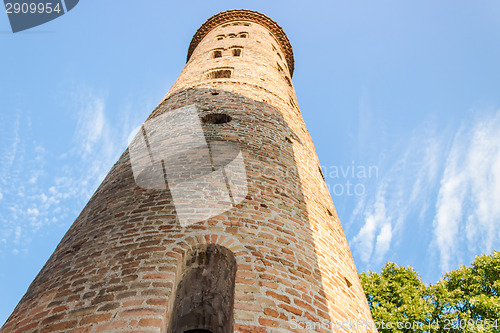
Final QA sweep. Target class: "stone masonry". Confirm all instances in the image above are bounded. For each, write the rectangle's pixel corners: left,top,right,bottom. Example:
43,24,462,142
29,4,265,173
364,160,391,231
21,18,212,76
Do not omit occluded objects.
1,9,376,333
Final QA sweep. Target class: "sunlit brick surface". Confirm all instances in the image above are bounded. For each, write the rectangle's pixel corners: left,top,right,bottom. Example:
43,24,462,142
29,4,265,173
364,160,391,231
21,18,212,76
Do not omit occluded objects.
2,9,376,333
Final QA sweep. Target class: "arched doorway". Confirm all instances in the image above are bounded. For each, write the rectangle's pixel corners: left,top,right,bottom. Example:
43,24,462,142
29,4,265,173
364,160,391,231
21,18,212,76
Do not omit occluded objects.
168,244,237,333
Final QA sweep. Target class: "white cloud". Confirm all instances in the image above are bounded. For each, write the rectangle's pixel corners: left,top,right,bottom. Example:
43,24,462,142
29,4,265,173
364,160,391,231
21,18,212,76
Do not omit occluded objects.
354,214,377,262
0,92,117,254
1,113,21,172
433,110,500,271
352,187,392,264
69,91,137,195
352,110,500,274
76,97,106,157
128,125,142,146
14,226,21,244
374,222,392,263
409,135,441,204
350,116,448,269
0,86,150,257
27,208,39,217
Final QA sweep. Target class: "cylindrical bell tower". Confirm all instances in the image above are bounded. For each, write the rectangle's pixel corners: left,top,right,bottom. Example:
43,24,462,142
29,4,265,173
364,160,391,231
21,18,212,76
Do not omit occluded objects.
2,9,376,333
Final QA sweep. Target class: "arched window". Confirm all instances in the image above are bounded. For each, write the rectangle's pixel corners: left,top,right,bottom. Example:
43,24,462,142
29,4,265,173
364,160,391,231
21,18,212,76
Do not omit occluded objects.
167,244,237,333
212,49,223,58
230,46,242,57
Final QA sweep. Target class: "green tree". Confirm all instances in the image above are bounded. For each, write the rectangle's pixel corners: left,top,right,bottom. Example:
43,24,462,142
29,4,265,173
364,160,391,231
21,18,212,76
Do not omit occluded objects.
360,262,434,332
360,251,500,333
431,251,500,332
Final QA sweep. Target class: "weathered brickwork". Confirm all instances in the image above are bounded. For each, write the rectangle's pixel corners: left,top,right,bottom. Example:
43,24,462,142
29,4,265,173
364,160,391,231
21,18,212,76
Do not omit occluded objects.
2,9,376,333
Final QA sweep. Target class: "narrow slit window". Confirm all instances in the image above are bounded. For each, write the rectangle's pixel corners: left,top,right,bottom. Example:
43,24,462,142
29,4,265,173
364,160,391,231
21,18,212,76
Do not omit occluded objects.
318,166,325,180
228,33,237,38
238,32,248,38
327,208,333,217
216,35,225,40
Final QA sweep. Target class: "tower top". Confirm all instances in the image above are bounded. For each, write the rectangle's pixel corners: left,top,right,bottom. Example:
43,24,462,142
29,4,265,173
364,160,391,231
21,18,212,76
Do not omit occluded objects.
187,9,295,76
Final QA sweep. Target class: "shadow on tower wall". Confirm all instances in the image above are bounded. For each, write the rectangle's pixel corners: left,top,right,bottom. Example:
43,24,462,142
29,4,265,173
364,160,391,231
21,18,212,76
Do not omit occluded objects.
1,87,335,333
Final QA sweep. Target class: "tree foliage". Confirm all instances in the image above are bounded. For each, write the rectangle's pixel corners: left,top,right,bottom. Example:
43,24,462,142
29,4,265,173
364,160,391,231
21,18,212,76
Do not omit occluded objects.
360,262,434,332
360,251,500,333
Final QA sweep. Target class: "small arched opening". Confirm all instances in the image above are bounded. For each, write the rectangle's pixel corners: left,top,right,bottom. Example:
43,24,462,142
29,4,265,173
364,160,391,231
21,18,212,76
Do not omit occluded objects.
167,244,237,333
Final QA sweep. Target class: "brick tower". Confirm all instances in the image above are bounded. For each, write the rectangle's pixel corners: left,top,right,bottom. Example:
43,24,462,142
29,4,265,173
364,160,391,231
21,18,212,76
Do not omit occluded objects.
2,9,376,333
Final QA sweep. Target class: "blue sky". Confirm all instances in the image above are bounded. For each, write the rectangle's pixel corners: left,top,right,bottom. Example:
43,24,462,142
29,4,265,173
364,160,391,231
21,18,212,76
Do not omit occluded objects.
1,0,500,325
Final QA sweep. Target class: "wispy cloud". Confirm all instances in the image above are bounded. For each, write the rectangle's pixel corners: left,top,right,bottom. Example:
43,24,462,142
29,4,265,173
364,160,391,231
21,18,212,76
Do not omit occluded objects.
76,96,106,157
350,108,500,278
0,88,142,254
351,123,444,266
433,110,500,271
353,185,392,264
374,222,392,263
1,112,21,173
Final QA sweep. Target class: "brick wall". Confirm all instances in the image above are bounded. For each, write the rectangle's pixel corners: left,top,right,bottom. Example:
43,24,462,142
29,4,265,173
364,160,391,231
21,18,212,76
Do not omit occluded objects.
1,10,376,333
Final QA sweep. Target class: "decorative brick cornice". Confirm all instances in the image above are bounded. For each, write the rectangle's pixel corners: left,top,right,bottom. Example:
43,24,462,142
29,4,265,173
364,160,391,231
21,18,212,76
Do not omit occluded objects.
187,9,295,77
